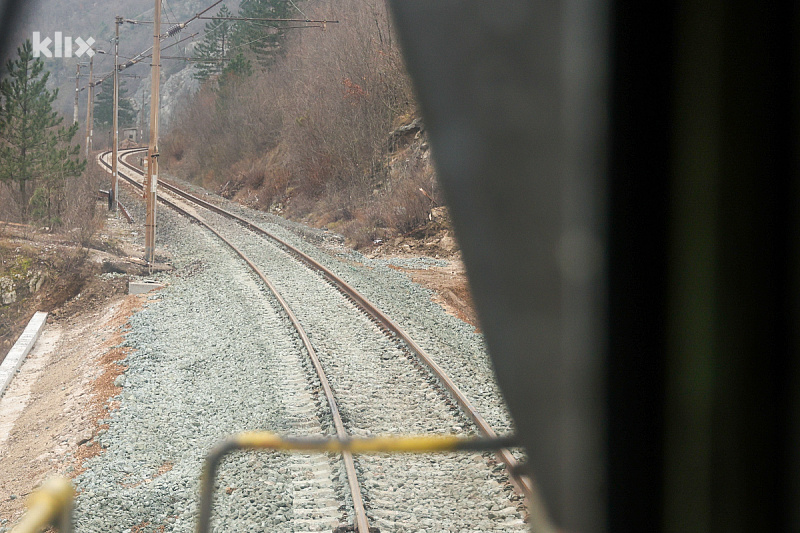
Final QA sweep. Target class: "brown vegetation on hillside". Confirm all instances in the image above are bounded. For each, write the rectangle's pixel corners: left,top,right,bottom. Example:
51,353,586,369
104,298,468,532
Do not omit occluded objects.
0,161,114,364
162,0,445,248
0,163,105,245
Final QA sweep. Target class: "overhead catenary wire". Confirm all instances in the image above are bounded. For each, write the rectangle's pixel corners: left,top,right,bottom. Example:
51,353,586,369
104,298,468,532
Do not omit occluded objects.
196,26,324,61
198,16,338,23
191,13,335,69
110,0,224,72
161,55,227,61
235,20,321,31
183,0,224,26
129,32,199,63
191,15,335,46
78,0,337,92
196,22,328,62
87,31,199,89
162,0,179,29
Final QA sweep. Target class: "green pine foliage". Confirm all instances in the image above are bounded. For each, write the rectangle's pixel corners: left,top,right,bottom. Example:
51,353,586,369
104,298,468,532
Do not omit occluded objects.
219,53,253,87
193,4,236,82
235,0,294,67
93,80,136,129
0,40,85,222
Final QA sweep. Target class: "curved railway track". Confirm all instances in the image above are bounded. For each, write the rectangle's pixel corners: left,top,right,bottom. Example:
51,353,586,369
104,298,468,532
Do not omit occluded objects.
99,149,372,533
98,148,537,531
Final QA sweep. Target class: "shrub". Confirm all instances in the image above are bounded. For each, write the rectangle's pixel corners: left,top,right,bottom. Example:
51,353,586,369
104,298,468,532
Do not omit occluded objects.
160,0,437,244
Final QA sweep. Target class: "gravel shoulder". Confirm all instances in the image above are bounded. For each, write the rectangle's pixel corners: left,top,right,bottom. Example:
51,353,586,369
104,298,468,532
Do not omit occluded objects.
0,267,138,528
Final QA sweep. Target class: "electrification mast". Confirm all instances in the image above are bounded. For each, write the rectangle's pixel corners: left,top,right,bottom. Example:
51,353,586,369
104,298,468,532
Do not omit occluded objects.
112,16,122,211
145,0,161,263
73,62,81,124
85,54,94,157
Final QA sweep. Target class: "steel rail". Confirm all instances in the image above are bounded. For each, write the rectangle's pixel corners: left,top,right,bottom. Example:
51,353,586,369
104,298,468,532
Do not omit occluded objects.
98,150,372,533
113,148,537,504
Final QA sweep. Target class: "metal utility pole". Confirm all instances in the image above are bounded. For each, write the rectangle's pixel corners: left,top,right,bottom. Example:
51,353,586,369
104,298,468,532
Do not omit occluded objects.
73,62,81,124
84,49,105,158
84,55,93,157
140,91,145,147
111,16,122,211
145,0,161,263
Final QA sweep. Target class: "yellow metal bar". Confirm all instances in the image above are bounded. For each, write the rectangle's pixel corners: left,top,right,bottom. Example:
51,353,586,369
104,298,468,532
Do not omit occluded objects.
197,431,519,533
234,431,513,454
11,476,74,533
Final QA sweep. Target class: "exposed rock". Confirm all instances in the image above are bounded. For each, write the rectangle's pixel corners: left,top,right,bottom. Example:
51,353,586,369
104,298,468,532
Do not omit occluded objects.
1,277,16,305
28,271,45,294
75,430,94,446
388,118,424,152
132,64,200,132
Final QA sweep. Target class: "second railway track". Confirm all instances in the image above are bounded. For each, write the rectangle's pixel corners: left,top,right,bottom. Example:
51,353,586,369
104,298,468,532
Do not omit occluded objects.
88,148,531,532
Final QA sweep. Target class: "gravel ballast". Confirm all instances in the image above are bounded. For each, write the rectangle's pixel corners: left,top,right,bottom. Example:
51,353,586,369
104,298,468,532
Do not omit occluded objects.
200,209,527,530
70,177,529,532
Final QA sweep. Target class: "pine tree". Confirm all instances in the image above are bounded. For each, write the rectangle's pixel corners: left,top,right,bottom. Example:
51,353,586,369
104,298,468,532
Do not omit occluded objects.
218,53,253,87
93,81,136,129
193,4,236,82
29,132,85,225
235,0,294,67
0,40,85,221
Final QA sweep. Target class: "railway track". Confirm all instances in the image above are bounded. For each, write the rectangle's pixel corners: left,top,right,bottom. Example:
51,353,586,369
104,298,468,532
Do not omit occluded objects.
98,149,372,533
107,148,533,494
96,148,533,531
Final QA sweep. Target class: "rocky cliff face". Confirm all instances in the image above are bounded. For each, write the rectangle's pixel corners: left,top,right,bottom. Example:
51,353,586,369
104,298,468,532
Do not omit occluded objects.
132,63,200,135
0,258,45,307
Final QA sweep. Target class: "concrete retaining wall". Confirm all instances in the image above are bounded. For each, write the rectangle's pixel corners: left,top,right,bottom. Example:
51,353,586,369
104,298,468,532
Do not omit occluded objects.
0,311,47,399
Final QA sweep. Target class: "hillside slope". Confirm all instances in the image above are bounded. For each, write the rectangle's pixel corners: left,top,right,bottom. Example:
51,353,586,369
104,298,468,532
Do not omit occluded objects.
161,0,451,251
